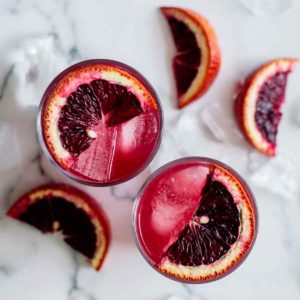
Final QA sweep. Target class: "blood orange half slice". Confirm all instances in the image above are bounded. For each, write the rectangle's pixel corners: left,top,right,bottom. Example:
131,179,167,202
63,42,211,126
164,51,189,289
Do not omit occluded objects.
161,7,221,108
235,58,298,156
7,184,110,271
134,158,257,283
38,60,162,185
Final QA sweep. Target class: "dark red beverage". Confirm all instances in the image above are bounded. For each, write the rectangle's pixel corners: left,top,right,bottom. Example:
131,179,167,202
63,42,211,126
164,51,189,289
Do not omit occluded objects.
133,157,258,283
37,60,162,186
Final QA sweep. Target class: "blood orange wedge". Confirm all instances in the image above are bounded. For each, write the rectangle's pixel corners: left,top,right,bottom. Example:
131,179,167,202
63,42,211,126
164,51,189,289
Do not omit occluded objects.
38,60,162,185
7,184,110,271
235,58,298,156
161,7,221,108
133,158,257,283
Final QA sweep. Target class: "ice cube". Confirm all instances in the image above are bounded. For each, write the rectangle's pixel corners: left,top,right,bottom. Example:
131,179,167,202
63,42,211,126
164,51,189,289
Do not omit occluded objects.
167,165,210,198
249,152,298,199
120,112,159,151
119,117,139,151
248,151,269,172
201,102,243,143
0,119,22,172
171,110,203,154
151,165,209,236
151,196,184,235
176,110,200,132
11,34,68,108
238,0,295,16
220,146,250,176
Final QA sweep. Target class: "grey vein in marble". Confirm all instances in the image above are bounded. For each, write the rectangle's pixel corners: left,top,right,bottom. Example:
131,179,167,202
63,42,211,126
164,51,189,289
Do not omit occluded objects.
110,186,135,202
1,150,52,213
68,254,97,300
182,284,207,300
31,151,49,178
0,265,15,277
5,0,21,15
0,65,15,101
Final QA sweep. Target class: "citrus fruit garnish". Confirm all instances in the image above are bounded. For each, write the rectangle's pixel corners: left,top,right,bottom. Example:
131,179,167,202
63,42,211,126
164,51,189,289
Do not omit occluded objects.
134,158,257,283
7,184,110,270
38,60,162,185
235,58,298,156
161,7,221,108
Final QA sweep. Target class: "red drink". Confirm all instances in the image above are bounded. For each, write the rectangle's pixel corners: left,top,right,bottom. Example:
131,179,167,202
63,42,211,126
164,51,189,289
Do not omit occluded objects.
133,157,258,283
37,60,162,186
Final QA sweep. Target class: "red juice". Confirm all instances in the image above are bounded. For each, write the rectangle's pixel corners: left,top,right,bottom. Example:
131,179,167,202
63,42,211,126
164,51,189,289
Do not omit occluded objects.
133,157,258,283
37,60,162,186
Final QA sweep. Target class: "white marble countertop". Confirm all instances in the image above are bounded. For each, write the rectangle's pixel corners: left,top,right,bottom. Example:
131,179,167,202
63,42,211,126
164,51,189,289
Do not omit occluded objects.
0,0,300,299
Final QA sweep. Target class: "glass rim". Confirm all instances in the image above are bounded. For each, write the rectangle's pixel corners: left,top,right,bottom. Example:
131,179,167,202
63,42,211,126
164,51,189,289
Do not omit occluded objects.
36,59,164,187
132,156,259,284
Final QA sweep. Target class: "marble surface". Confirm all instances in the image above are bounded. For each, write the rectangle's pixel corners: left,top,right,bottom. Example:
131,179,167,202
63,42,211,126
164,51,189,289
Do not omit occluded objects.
0,0,300,299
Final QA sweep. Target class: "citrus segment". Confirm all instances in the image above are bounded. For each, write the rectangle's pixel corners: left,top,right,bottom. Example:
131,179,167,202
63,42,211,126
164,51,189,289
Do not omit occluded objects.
235,58,298,156
7,184,110,270
161,7,221,108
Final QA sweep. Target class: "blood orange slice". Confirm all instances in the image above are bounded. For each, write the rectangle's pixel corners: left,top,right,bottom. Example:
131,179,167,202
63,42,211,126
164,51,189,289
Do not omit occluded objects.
235,58,298,156
161,7,221,108
134,158,257,283
7,184,110,271
38,60,162,185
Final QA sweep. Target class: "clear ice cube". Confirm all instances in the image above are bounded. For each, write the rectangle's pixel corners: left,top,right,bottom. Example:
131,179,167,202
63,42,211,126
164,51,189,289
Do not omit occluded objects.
0,119,22,172
176,110,200,133
201,102,243,143
249,152,298,199
248,151,269,172
11,34,68,108
120,112,159,151
151,165,208,237
238,0,295,16
220,146,250,176
168,109,203,156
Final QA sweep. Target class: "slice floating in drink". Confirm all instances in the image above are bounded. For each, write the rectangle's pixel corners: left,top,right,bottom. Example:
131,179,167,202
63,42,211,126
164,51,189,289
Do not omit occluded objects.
38,60,162,185
7,183,110,270
133,158,257,283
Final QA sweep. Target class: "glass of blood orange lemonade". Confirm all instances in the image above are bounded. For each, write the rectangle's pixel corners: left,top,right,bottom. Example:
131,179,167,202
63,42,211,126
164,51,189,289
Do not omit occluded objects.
37,60,163,186
133,157,258,283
